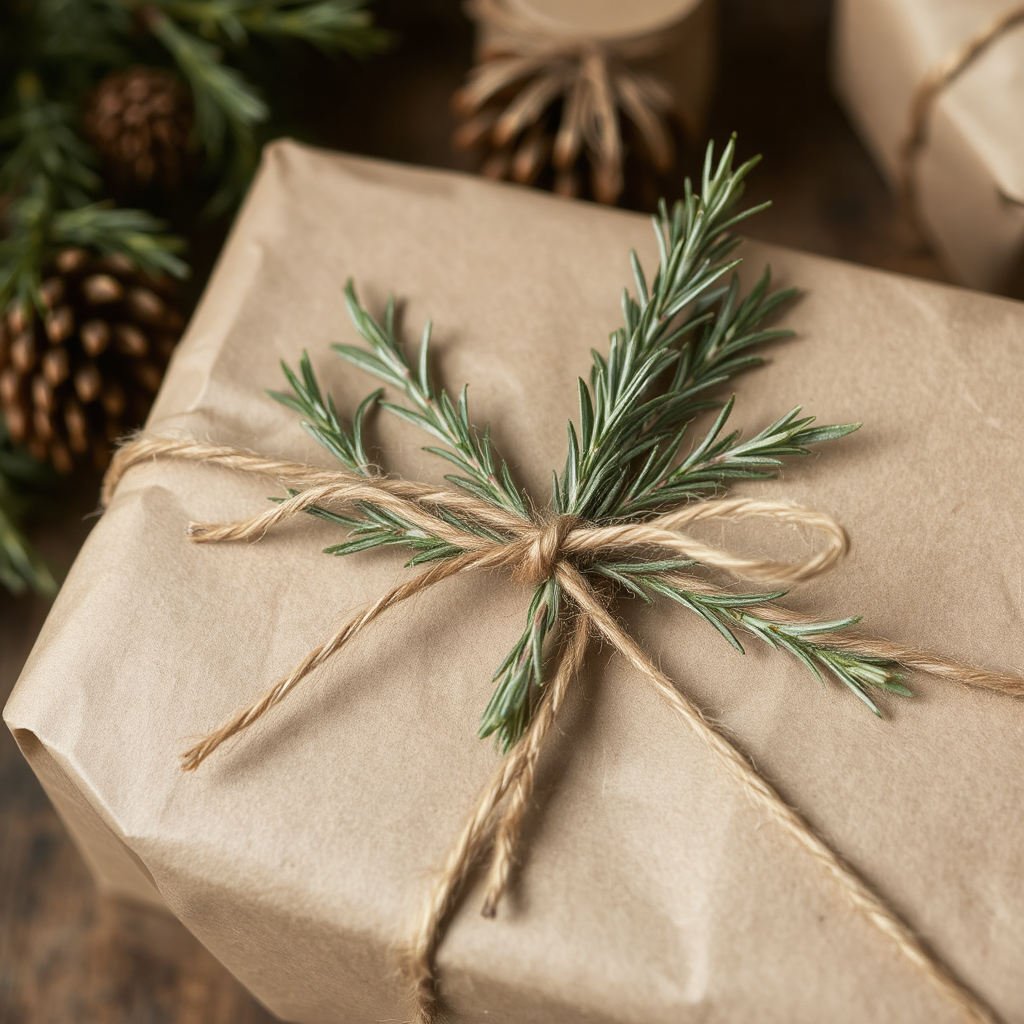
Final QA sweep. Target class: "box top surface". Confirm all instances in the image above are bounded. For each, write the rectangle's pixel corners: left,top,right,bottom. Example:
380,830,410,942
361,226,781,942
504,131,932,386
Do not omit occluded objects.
7,142,1024,1024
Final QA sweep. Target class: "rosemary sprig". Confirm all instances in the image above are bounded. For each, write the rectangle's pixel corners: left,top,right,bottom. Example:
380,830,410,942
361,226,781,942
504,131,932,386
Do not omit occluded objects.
592,560,910,714
620,397,860,513
269,343,512,565
272,137,907,751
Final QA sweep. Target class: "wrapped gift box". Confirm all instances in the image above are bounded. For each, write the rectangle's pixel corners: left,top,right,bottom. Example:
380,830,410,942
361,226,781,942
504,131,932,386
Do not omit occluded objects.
6,142,1024,1023
833,0,1024,295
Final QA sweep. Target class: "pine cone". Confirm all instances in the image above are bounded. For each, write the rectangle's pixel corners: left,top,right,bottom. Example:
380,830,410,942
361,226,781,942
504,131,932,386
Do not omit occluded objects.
83,67,194,191
453,62,686,209
0,249,183,473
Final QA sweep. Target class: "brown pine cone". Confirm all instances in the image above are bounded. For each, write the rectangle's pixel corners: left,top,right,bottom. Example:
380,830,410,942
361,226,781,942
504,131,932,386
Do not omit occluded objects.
0,249,184,473
83,67,194,191
453,63,686,210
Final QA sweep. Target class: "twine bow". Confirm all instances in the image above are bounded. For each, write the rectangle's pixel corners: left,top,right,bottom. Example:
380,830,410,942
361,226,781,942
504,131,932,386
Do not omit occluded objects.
455,0,684,202
103,433,1024,1024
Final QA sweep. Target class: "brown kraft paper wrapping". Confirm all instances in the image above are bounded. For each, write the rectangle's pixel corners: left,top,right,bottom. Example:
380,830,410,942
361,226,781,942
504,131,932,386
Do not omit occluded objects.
6,142,1024,1023
833,0,1024,296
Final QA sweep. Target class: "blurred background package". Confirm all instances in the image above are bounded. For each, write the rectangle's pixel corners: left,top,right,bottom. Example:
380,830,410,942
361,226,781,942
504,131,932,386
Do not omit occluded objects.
833,0,1024,295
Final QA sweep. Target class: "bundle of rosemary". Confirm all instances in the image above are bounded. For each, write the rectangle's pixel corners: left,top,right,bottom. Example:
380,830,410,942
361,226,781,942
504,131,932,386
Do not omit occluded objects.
271,137,910,753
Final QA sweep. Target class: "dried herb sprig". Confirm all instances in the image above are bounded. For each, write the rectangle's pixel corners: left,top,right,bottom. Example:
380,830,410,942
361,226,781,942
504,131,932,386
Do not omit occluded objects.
273,137,908,750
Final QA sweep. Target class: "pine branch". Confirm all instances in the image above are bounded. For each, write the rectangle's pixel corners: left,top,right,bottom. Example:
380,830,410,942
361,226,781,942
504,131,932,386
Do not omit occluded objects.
157,0,390,54
0,191,49,317
0,419,57,598
8,0,129,70
147,9,268,167
0,192,188,314
146,0,387,211
53,205,188,277
0,73,99,207
0,71,188,314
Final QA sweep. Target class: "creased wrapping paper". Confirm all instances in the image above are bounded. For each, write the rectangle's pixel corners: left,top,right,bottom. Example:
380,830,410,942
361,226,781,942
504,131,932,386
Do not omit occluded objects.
7,142,1024,1024
833,0,1024,295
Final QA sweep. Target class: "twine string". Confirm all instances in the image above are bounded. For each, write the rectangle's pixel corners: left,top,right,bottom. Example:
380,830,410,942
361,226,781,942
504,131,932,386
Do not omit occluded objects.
104,433,1021,1024
899,3,1024,218
406,609,592,1020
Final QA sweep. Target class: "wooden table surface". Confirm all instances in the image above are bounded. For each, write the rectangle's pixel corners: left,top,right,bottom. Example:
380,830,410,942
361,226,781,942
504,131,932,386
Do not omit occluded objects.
0,1,951,1021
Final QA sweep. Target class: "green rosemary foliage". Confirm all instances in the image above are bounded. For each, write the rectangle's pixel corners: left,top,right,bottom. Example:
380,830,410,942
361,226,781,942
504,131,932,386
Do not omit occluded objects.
592,560,911,715
0,416,56,597
269,350,377,472
268,349,489,566
480,578,560,743
619,397,860,513
334,281,528,519
273,138,908,751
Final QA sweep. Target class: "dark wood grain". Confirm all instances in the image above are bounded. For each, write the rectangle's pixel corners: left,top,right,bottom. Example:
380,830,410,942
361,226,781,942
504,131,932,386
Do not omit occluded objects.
0,1,951,1021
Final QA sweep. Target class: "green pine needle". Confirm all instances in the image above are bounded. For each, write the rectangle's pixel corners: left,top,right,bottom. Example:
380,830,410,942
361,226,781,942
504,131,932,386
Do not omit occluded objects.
157,0,390,54
148,0,388,205
0,69,189,314
0,418,57,599
149,11,269,167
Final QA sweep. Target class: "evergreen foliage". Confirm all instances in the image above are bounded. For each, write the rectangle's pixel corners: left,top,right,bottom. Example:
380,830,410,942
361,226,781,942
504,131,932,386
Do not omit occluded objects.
274,139,909,750
0,0,385,596
0,414,56,596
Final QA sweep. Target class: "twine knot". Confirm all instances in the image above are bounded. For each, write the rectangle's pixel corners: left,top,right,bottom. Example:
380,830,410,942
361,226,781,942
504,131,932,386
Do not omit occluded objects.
514,514,581,587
